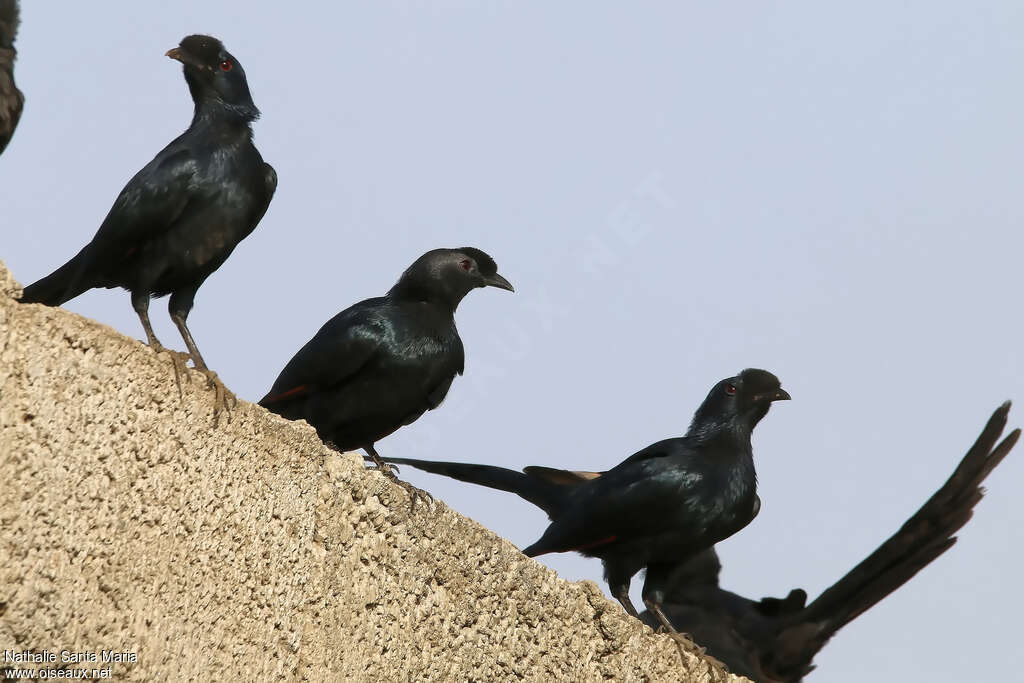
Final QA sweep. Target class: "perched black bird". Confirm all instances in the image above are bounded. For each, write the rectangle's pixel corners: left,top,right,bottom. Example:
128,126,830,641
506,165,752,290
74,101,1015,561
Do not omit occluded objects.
20,35,276,412
377,368,790,627
0,0,23,155
635,402,1019,682
260,248,514,498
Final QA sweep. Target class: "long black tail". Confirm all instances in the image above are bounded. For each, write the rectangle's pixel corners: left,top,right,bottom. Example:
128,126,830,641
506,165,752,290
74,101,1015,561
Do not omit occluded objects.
770,402,1020,679
374,456,572,518
20,245,93,306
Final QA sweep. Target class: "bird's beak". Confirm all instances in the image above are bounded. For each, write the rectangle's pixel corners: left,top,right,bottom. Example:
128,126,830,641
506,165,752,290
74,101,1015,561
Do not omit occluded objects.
484,273,515,292
756,388,791,402
165,47,202,69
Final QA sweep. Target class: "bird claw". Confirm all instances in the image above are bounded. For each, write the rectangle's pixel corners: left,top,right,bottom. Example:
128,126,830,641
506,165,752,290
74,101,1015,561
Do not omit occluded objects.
663,631,730,680
197,369,237,425
365,458,432,512
696,648,730,681
647,602,730,678
394,477,434,512
367,460,400,475
154,347,193,400
153,342,236,425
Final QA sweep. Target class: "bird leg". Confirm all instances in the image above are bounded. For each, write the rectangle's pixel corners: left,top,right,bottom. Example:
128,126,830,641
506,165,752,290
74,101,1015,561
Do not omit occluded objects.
363,445,433,512
169,306,237,424
132,291,189,398
643,596,731,680
612,584,640,618
644,597,680,634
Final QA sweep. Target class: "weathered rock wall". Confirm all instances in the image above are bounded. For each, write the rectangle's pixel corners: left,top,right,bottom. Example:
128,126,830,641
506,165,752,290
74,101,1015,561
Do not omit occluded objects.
0,260,741,682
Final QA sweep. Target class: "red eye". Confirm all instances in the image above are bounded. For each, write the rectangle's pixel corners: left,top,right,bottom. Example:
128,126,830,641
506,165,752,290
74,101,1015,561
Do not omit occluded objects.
725,383,737,395
219,60,232,72
460,259,473,271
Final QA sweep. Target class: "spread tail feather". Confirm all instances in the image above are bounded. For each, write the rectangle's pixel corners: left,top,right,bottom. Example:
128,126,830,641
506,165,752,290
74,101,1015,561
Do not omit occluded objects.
769,402,1019,678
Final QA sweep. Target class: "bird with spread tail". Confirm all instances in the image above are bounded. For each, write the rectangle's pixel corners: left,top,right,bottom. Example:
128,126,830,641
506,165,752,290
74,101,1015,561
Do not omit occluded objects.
260,247,514,505
373,368,790,631
636,402,1019,682
20,35,277,417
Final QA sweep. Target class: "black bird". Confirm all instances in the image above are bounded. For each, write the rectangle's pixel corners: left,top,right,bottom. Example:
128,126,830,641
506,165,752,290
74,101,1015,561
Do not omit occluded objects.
376,368,790,627
0,0,23,155
636,402,1019,682
20,35,276,413
259,247,514,499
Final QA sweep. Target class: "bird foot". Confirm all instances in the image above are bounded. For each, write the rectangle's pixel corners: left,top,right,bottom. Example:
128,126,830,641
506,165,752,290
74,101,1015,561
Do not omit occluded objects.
365,457,433,512
648,602,730,679
392,475,434,512
153,346,192,400
197,369,237,425
152,342,236,423
661,630,730,681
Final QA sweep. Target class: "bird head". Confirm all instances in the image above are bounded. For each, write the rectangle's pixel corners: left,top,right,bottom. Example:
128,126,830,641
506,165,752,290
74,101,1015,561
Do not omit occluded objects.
689,368,790,438
166,35,259,122
390,247,514,308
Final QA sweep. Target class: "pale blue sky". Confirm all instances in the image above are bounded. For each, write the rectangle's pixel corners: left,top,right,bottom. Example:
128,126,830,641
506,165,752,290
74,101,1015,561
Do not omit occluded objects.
5,3,1023,680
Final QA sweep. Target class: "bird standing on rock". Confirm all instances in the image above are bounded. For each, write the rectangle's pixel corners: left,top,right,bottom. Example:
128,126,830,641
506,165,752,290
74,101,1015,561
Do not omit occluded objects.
260,247,514,503
20,35,277,416
637,401,1019,682
376,368,790,629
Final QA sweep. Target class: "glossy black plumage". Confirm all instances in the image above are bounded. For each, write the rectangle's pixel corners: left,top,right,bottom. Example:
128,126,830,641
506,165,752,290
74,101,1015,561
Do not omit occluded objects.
260,247,513,460
379,368,790,623
20,35,276,382
0,0,22,155
635,402,1019,682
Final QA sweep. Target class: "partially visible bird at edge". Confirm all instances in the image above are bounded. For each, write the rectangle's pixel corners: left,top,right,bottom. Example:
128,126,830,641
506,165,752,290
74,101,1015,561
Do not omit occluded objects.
0,0,24,155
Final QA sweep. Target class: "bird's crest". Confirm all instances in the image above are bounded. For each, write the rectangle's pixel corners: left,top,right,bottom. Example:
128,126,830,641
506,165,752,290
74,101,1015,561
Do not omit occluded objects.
178,35,226,64
458,247,498,276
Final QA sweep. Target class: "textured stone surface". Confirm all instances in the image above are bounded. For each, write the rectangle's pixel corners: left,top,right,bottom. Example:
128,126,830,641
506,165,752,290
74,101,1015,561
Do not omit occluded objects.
0,259,743,682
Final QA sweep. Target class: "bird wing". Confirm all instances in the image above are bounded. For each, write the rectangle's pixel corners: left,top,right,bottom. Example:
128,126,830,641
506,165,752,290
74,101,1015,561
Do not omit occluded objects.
605,439,678,474
252,162,277,224
262,163,278,200
68,146,199,285
766,402,1019,679
524,441,696,555
92,147,198,248
260,304,386,404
